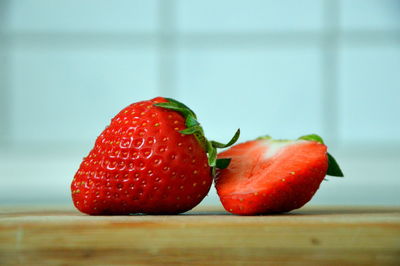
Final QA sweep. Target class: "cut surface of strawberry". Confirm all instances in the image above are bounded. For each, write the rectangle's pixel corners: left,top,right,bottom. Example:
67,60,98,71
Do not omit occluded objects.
215,135,343,215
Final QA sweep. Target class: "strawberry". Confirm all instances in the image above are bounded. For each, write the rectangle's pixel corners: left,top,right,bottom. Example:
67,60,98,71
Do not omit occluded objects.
215,134,343,215
71,97,239,215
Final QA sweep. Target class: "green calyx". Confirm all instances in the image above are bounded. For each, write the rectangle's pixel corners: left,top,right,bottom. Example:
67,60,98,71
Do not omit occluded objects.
298,134,325,145
154,98,240,176
256,135,272,140
298,134,344,177
257,135,293,143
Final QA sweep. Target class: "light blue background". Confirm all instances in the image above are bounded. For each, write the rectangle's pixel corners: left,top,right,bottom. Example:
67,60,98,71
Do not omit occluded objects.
0,0,399,206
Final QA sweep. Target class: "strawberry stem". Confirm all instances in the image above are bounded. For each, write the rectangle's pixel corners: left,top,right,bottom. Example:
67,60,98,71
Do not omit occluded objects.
154,98,240,176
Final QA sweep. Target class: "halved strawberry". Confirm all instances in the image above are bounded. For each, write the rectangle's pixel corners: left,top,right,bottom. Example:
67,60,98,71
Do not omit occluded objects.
215,134,343,215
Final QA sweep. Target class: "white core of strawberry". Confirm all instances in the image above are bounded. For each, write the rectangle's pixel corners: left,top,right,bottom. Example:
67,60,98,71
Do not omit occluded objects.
262,140,299,160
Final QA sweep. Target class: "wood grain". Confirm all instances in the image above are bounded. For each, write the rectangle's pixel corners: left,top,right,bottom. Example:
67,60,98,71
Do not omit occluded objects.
0,205,399,265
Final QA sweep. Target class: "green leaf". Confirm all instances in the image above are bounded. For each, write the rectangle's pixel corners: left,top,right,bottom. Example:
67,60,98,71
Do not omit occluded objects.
216,158,231,169
165,97,197,118
256,135,272,140
211,129,240,148
194,132,209,152
208,146,217,167
298,134,325,144
327,153,344,177
154,102,192,118
155,97,240,178
180,125,202,135
185,114,200,128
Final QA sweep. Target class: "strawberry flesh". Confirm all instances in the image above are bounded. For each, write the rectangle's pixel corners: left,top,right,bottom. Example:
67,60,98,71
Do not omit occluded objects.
216,139,328,215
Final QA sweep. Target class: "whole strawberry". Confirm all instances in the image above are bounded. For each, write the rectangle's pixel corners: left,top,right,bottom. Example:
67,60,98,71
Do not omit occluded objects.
215,134,343,215
71,97,239,215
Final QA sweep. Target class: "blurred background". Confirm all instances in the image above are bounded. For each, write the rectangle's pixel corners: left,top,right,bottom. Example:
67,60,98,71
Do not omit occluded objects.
0,0,399,206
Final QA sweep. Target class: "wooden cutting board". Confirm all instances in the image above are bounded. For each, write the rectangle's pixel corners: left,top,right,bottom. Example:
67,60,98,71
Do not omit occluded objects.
0,205,399,265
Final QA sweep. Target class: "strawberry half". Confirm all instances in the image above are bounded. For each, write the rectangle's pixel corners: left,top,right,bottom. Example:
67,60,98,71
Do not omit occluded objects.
215,134,343,215
71,97,239,215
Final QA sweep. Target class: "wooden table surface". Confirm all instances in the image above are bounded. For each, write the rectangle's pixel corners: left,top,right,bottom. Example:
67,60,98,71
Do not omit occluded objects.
0,205,399,265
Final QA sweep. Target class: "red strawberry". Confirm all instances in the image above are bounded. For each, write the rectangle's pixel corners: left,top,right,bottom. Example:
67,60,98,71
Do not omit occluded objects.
215,135,343,215
71,97,239,215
